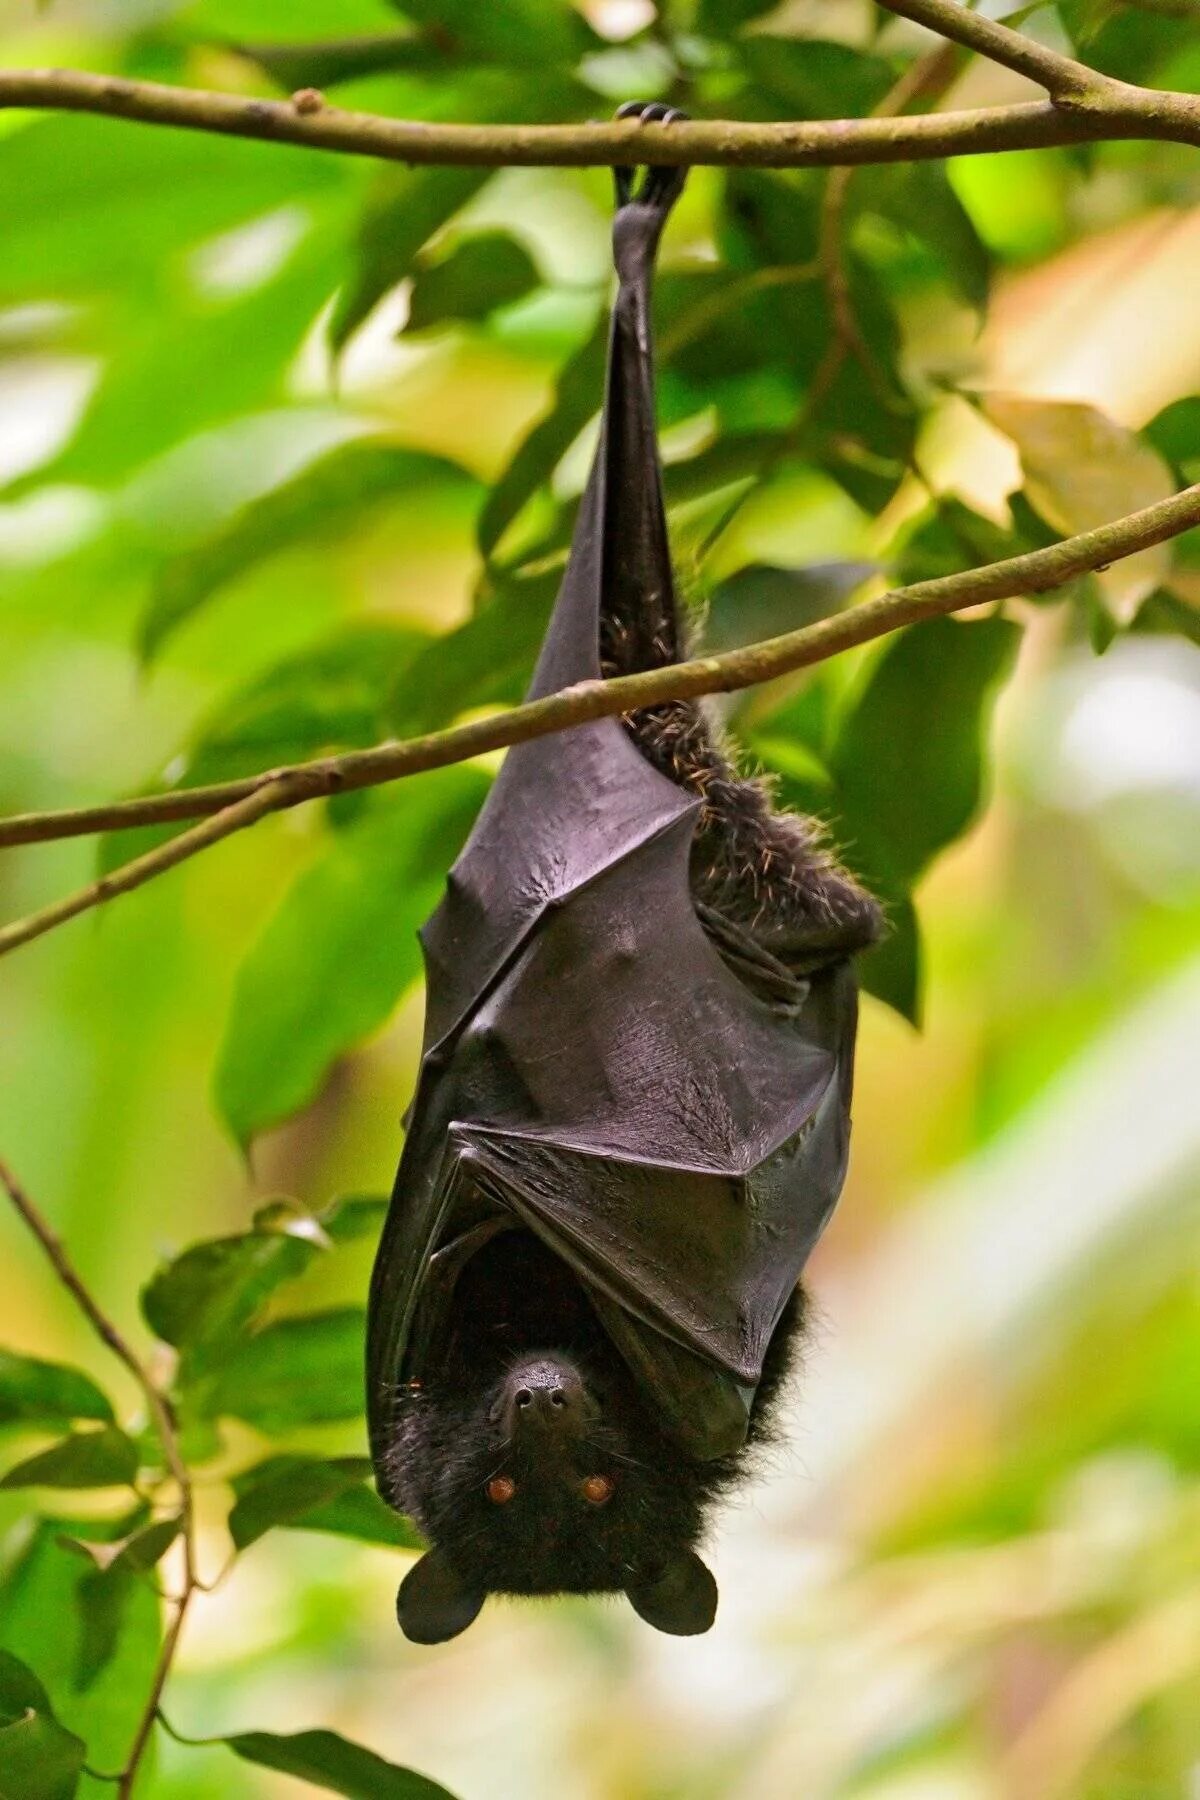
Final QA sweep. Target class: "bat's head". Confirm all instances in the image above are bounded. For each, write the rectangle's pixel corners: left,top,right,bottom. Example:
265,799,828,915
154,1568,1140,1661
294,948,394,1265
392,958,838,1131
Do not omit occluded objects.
385,1231,732,1643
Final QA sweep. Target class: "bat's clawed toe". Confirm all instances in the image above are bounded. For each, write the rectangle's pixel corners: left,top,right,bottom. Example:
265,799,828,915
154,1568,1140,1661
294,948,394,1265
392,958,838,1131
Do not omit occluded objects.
612,99,690,215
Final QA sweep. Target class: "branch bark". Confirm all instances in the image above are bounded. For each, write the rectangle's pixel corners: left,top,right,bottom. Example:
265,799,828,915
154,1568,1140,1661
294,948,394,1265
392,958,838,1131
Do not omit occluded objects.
875,0,1200,140
2,482,1199,954
875,0,1103,101
3,66,1200,165
0,1161,198,1799
0,779,289,957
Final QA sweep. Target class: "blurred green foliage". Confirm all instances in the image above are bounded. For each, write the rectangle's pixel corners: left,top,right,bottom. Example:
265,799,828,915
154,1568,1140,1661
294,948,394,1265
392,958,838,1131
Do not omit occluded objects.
1,0,1200,1796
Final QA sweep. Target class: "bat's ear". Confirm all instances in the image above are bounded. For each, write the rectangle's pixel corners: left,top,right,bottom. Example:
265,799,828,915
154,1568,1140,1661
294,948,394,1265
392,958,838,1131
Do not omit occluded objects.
625,1551,718,1636
396,1551,485,1644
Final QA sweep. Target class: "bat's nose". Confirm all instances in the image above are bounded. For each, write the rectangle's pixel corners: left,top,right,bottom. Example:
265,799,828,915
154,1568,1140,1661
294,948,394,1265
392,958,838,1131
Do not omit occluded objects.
504,1359,589,1435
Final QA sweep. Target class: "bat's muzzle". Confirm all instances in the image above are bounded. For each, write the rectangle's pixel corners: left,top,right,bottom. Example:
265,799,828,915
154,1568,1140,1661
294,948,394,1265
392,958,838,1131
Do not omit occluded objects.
502,1358,593,1438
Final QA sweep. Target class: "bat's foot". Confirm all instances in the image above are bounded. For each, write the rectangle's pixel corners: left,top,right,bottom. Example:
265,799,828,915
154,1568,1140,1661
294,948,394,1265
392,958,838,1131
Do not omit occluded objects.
612,99,689,215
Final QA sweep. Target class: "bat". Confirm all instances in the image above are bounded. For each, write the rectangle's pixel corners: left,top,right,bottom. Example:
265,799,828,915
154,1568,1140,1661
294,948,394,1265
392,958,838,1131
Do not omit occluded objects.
366,105,882,1643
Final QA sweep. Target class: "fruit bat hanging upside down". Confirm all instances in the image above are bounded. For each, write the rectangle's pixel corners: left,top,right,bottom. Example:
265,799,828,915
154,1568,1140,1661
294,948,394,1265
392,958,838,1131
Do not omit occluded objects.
366,104,883,1643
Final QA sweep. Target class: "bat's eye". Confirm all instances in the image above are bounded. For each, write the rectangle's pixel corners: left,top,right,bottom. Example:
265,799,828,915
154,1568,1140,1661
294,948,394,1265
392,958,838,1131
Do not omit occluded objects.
580,1474,614,1506
486,1475,517,1504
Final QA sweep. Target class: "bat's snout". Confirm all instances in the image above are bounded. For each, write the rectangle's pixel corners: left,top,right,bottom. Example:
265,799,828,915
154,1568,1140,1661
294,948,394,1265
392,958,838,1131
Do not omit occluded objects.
503,1358,592,1437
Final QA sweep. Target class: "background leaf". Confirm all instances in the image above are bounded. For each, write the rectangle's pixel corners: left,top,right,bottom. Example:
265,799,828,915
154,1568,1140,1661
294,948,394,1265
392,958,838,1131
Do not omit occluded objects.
141,1230,316,1369
227,1727,458,1798
477,309,608,559
0,1520,161,1773
0,1352,113,1429
0,1428,140,1493
229,1454,420,1549
197,1309,366,1429
331,165,491,350
0,1650,86,1800
142,443,479,659
215,767,488,1145
983,394,1175,623
407,232,541,332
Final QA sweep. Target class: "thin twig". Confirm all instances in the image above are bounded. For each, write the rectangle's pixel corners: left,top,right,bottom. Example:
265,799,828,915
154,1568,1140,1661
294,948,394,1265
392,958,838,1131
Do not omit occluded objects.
873,0,1139,113
818,43,961,413
1,484,1198,950
0,779,290,956
2,68,1200,164
0,1161,198,1799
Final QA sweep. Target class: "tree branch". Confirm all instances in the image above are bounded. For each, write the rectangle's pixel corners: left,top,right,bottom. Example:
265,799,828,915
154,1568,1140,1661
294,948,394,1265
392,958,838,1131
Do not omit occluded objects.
0,1160,198,1799
0,780,289,956
875,0,1100,101
3,66,1200,165
874,0,1182,133
1,483,1198,955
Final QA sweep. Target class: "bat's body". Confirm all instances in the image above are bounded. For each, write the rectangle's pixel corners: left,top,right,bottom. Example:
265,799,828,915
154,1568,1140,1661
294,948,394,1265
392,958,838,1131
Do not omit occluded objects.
367,114,881,1642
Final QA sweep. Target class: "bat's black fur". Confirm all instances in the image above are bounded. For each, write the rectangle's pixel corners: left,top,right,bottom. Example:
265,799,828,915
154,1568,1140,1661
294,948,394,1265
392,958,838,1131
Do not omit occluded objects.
378,107,882,1641
388,1232,805,1604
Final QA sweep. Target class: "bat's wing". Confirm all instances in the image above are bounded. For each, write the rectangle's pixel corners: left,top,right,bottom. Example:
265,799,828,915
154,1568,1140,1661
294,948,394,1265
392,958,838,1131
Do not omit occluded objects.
416,237,697,1061
368,813,858,1465
368,140,860,1475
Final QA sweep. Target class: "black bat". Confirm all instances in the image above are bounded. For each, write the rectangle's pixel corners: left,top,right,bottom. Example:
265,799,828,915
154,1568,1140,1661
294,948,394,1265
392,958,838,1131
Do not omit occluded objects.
367,106,882,1644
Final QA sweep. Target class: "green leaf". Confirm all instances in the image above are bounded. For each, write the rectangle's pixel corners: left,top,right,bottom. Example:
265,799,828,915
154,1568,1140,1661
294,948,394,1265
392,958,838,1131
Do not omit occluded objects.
0,1651,85,1800
1058,0,1192,83
22,227,342,491
386,0,587,65
0,1428,139,1492
1136,588,1200,646
983,394,1174,624
236,30,435,89
59,1516,180,1579
141,1231,316,1368
0,1520,160,1774
320,1194,390,1243
198,1309,366,1430
858,890,921,1024
215,766,487,1145
660,432,782,508
294,1481,423,1549
229,1454,418,1549
703,561,875,653
738,37,895,120
697,0,779,30
229,1455,373,1548
891,496,1043,587
331,165,490,350
1142,395,1200,480
408,232,540,331
0,1351,113,1429
99,622,428,874
832,615,1021,892
861,163,992,311
227,1728,458,1798
478,308,607,558
0,115,346,302
387,568,556,733
61,1524,177,1697
142,442,478,659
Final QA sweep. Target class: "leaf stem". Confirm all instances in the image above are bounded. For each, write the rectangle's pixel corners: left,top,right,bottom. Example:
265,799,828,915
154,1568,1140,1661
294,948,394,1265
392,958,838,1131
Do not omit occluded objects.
0,1161,198,1798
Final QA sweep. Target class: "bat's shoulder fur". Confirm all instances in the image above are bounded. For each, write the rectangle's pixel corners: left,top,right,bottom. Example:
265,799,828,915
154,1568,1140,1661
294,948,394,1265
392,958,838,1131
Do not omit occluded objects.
600,610,884,976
